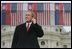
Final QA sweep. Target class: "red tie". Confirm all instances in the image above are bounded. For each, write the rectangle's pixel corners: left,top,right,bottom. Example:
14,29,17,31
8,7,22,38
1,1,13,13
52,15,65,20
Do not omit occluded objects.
27,23,29,32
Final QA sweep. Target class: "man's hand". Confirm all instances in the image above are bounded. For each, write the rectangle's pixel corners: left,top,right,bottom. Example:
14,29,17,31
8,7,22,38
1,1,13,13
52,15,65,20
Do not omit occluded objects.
32,18,36,24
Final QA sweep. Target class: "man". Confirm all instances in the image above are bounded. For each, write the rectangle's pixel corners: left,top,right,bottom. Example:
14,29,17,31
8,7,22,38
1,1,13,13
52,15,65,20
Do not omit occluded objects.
11,10,44,48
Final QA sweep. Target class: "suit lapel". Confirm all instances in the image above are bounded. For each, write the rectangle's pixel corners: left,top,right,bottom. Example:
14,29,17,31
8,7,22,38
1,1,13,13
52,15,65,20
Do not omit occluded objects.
22,23,27,32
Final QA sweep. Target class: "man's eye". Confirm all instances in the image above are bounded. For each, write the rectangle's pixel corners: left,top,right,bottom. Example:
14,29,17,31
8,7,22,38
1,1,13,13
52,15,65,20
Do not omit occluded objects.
26,14,30,16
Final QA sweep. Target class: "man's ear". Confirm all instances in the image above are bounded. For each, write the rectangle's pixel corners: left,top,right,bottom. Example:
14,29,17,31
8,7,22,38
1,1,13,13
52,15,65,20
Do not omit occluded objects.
32,16,35,19
31,18,33,22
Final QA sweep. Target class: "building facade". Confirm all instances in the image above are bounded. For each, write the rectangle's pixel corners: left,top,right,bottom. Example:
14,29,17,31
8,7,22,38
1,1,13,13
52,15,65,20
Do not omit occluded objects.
1,26,71,48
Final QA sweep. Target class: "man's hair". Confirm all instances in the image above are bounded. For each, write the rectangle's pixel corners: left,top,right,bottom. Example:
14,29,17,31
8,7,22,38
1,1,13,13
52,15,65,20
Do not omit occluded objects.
27,10,36,17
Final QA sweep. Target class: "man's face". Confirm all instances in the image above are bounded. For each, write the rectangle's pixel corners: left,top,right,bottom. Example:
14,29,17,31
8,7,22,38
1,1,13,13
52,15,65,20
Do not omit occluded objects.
25,11,33,22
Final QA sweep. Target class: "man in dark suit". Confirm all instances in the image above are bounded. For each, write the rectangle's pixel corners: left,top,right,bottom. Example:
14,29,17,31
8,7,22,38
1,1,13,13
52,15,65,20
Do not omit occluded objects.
11,10,44,48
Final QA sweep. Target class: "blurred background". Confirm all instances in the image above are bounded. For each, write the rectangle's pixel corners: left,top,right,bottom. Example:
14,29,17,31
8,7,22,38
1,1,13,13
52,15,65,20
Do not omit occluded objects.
1,1,71,48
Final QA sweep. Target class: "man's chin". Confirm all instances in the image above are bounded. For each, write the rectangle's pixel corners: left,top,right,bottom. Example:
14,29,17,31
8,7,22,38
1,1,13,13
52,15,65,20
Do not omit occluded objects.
26,20,32,23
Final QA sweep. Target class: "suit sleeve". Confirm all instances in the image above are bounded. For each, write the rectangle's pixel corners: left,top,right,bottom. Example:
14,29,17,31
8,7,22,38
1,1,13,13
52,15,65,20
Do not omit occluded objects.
32,23,44,37
11,26,19,48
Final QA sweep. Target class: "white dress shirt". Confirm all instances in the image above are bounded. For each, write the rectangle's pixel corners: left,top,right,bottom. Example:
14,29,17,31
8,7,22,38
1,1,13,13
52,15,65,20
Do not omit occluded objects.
26,22,32,28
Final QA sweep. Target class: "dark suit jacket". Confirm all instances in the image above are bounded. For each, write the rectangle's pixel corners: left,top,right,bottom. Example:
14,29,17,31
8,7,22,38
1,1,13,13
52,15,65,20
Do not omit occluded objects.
11,22,44,48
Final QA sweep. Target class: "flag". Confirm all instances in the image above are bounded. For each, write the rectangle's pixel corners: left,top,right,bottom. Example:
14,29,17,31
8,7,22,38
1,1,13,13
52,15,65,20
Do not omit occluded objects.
63,3,71,26
17,3,23,25
23,3,28,23
37,3,50,26
11,3,23,26
11,3,17,26
6,3,11,25
28,3,32,10
55,3,60,25
50,3,55,26
1,3,7,25
37,3,44,25
1,3,71,26
59,3,64,25
55,3,64,25
44,3,50,26
32,3,37,19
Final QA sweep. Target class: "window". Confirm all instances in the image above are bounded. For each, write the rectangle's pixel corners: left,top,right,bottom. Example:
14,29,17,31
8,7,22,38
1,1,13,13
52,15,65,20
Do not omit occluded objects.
63,45,67,48
56,42,59,46
56,28,58,32
60,28,62,32
3,41,5,46
41,41,45,45
56,27,62,32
